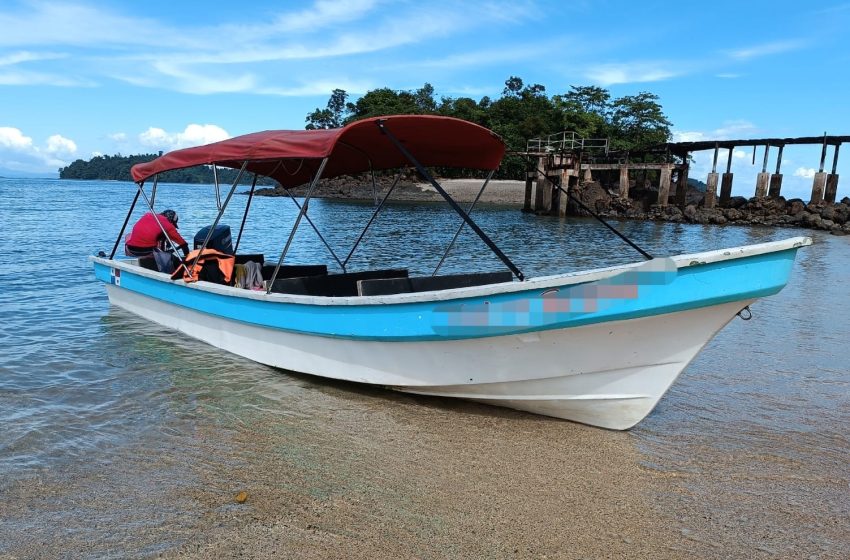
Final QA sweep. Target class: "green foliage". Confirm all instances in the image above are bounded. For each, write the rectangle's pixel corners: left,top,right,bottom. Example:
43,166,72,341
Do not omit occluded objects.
305,78,673,179
609,92,672,153
59,154,274,185
305,89,349,129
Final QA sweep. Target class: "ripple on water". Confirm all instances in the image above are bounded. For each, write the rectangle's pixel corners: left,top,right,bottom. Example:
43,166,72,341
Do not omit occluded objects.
1,179,849,557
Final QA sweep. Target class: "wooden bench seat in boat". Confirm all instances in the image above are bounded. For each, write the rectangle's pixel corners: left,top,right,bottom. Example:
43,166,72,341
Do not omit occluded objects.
270,269,409,297
356,271,514,296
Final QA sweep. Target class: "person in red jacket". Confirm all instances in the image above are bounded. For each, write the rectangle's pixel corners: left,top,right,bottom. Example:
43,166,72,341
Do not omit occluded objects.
125,209,189,257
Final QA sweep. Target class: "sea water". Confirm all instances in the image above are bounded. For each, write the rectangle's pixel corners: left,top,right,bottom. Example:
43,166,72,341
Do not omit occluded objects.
1,178,848,557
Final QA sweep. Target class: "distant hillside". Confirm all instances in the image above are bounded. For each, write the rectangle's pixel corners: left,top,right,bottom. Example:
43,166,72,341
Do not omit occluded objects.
688,177,707,192
59,154,275,185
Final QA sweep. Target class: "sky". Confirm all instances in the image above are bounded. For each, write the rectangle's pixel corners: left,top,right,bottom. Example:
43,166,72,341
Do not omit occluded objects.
1,0,849,199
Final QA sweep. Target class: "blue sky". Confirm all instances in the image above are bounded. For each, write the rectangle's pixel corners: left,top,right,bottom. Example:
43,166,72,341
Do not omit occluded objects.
1,0,849,199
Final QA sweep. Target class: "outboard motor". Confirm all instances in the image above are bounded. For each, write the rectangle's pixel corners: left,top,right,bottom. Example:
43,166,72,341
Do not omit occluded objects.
194,225,233,254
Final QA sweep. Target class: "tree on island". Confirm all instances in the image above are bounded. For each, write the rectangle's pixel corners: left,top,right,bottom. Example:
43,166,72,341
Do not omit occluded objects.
305,76,673,180
64,77,673,184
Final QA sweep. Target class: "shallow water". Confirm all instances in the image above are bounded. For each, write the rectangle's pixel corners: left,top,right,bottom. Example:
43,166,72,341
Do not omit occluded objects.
1,178,848,558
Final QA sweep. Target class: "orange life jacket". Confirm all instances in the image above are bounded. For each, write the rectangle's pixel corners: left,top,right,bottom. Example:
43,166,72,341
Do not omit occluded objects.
171,248,235,284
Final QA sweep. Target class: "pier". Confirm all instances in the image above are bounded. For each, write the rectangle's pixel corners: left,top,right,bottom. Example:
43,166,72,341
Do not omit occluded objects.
521,132,849,216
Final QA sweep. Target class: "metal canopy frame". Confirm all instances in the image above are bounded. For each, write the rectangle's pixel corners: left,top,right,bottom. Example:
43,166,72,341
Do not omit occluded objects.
376,119,525,281
112,123,523,290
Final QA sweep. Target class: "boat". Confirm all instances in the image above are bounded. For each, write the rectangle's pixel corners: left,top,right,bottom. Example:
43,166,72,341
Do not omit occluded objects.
91,115,812,430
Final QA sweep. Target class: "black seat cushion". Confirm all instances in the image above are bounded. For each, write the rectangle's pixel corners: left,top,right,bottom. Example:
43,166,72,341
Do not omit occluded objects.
235,253,265,266
271,268,408,297
357,271,513,296
262,264,328,281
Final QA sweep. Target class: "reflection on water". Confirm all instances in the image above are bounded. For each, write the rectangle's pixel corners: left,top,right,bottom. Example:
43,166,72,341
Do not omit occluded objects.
1,178,848,557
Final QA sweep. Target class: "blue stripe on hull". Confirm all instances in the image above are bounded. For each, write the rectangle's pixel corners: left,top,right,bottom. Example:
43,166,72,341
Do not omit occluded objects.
93,248,798,341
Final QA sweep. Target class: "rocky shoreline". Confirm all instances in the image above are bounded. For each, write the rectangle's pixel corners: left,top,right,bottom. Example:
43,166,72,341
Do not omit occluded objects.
566,181,850,235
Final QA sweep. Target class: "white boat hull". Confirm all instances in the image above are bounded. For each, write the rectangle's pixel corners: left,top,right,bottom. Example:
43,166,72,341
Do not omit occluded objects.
106,284,750,429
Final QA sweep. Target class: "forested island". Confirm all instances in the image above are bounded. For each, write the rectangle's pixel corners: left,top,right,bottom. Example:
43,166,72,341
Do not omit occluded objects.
59,153,273,184
60,76,672,182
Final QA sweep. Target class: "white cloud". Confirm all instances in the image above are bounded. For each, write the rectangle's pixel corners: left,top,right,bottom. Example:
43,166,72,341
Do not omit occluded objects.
270,0,379,33
725,40,806,61
46,134,76,155
108,132,127,142
139,124,230,151
672,121,759,143
0,126,78,173
0,50,67,66
0,127,34,150
794,167,817,179
584,62,677,85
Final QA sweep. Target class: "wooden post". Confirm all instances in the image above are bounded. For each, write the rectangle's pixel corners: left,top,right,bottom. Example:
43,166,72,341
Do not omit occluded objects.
825,144,840,203
559,169,571,217
658,164,672,207
675,162,689,208
523,170,534,212
811,133,828,203
825,174,839,203
618,165,629,198
704,172,719,208
755,173,770,198
769,145,784,198
534,156,546,211
768,174,783,198
811,173,827,203
583,166,593,183
720,173,734,206
755,145,769,198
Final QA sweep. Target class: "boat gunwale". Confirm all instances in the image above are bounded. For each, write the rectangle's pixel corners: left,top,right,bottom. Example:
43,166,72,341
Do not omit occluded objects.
90,236,811,306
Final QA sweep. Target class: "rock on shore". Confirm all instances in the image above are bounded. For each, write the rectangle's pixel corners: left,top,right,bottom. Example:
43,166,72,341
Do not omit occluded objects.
567,181,850,235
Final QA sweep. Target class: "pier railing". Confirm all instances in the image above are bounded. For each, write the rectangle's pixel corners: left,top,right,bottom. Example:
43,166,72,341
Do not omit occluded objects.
526,131,609,154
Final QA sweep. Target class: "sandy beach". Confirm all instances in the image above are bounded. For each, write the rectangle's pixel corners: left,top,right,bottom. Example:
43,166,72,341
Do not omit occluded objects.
259,178,528,205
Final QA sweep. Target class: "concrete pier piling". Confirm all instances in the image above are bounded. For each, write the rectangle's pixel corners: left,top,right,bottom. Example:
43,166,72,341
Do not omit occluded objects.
768,174,783,198
658,165,672,207
719,173,734,206
755,173,770,198
705,172,719,208
619,165,629,198
520,131,846,219
768,145,784,198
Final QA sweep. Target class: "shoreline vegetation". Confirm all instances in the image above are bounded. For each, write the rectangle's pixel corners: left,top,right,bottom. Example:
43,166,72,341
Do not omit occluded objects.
55,76,847,234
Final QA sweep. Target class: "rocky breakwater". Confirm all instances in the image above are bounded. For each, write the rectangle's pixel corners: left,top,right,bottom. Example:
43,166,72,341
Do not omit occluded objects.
568,181,850,235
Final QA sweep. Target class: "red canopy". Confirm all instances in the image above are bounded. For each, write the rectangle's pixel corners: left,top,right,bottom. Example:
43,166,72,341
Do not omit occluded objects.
130,115,506,188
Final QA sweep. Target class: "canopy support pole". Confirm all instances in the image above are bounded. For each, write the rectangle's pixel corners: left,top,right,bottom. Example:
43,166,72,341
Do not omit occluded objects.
266,158,329,294
283,189,347,272
234,173,258,254
343,172,401,268
370,167,378,205
376,120,525,281
189,162,248,277
136,179,194,278
109,186,141,259
150,175,159,207
432,170,493,276
213,165,222,211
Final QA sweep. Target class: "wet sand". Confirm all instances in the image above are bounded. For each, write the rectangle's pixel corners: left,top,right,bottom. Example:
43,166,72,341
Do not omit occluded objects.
2,379,685,560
